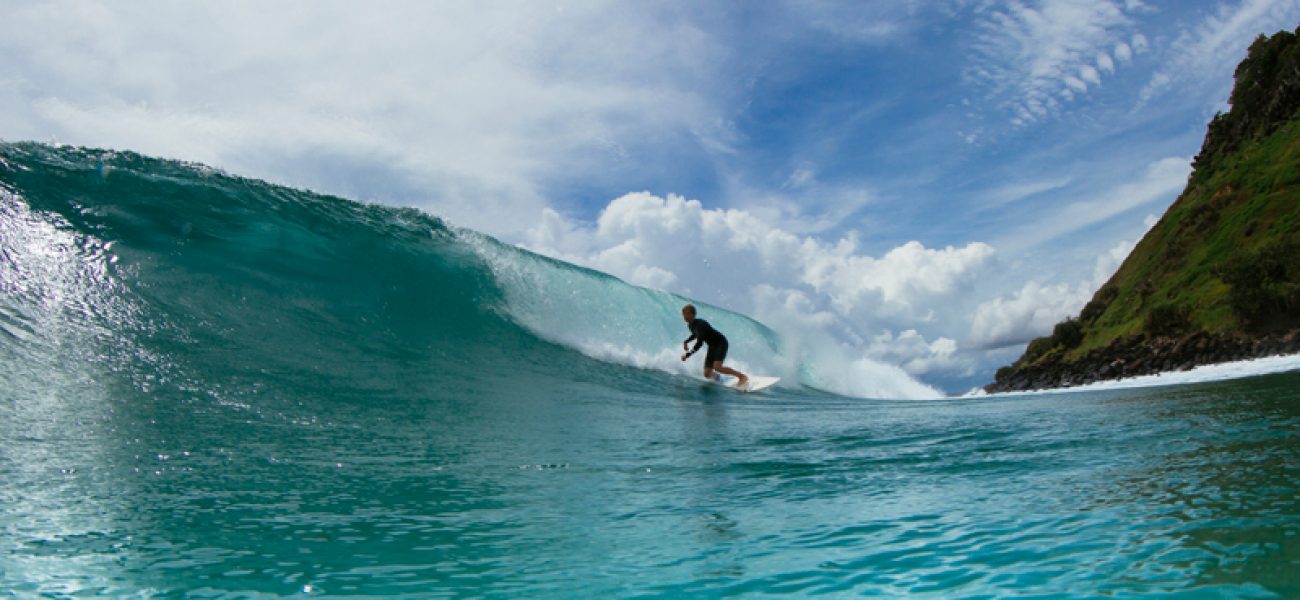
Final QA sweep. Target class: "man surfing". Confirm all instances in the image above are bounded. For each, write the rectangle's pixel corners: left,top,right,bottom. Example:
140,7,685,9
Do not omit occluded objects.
680,304,748,388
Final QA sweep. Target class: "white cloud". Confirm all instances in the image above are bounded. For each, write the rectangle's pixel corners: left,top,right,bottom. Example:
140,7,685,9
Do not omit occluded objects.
525,191,998,381
1080,65,1103,86
969,280,1090,349
530,192,998,319
966,0,1143,125
1131,33,1149,53
868,330,970,376
1093,238,1135,286
969,225,1141,350
1097,52,1116,74
1114,42,1134,62
751,285,841,332
982,175,1074,209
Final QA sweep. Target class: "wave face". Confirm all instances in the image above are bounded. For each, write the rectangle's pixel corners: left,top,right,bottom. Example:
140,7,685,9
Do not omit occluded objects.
1,143,544,403
0,142,937,400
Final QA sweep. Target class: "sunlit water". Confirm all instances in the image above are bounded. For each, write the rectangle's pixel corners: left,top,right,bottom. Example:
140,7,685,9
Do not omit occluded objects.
2,143,1298,596
4,370,1299,597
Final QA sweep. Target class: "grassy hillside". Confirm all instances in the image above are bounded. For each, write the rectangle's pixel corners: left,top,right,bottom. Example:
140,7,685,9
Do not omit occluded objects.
994,27,1300,383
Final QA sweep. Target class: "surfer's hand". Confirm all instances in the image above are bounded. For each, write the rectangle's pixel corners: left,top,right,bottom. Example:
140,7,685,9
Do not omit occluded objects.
681,353,689,361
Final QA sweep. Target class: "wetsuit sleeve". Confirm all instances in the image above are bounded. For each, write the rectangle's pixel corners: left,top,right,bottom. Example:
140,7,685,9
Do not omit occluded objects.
688,320,715,353
684,323,703,353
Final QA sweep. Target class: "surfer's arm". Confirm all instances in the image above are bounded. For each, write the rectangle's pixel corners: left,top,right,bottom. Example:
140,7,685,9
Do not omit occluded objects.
681,335,703,360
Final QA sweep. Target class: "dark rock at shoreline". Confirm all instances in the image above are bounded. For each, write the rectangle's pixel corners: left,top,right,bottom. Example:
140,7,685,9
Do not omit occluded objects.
984,328,1300,394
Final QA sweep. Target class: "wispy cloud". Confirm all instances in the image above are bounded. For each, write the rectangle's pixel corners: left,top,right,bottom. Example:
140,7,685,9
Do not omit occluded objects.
980,175,1074,209
1139,0,1300,107
778,0,950,43
999,155,1190,252
965,0,1148,126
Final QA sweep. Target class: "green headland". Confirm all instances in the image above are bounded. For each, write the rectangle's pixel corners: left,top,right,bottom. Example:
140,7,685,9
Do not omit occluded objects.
988,27,1300,392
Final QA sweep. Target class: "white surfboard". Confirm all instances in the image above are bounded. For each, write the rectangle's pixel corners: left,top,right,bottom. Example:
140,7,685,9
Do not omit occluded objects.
716,375,780,393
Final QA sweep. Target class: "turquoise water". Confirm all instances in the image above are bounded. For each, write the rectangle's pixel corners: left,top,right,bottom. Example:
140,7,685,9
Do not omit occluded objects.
2,143,1298,597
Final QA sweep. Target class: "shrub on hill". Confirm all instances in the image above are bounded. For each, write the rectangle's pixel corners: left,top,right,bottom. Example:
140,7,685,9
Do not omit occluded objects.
1218,239,1300,327
1143,303,1190,337
1079,285,1118,323
1051,318,1084,349
1020,317,1085,364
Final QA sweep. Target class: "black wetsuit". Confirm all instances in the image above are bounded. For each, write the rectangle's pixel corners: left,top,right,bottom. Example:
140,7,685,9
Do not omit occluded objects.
685,318,728,366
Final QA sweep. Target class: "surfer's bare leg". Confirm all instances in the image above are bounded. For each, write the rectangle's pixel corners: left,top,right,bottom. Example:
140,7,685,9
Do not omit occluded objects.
712,361,747,386
703,366,721,382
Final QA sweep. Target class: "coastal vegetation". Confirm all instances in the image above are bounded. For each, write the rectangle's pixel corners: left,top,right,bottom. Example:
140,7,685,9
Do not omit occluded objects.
988,27,1300,392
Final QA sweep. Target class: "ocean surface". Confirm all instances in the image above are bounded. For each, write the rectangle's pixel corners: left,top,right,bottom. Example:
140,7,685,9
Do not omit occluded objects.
2,143,1298,597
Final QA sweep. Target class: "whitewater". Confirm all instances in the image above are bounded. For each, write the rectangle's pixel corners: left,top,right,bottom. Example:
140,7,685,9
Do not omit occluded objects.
2,143,1297,596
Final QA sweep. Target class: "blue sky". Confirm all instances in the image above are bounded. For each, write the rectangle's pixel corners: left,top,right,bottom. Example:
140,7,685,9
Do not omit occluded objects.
3,0,1298,393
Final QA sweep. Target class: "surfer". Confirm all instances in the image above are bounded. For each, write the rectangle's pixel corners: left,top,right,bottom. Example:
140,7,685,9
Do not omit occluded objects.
680,304,748,387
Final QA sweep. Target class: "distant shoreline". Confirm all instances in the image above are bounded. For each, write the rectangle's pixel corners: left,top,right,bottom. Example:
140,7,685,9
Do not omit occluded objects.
985,328,1300,393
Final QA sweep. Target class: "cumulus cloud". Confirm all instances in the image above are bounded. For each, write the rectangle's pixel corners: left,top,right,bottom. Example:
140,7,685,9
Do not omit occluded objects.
525,191,998,382
969,233,1138,349
968,280,1091,349
527,192,996,324
868,330,969,377
966,0,1144,125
